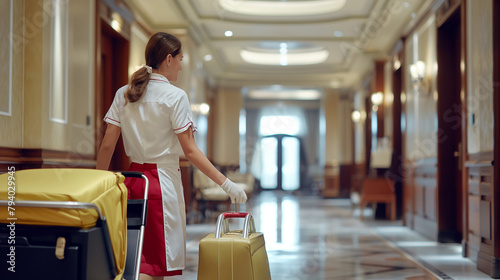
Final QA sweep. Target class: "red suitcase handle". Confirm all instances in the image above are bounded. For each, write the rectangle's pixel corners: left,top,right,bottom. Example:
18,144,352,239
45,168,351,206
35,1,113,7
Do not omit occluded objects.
222,212,249,218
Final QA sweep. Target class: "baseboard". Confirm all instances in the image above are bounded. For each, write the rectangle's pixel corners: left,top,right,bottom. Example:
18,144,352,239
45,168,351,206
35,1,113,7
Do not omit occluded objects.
477,250,500,278
414,215,438,241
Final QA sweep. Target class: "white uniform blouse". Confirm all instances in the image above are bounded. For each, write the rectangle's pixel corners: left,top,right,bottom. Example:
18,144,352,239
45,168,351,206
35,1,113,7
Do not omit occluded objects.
104,73,195,164
104,73,195,271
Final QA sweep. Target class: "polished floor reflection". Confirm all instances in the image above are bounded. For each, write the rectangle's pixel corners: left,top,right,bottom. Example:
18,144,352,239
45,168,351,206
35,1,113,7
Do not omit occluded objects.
172,191,491,280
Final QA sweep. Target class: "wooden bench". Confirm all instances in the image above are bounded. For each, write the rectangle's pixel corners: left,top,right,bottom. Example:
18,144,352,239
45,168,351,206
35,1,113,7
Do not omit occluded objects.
360,177,396,220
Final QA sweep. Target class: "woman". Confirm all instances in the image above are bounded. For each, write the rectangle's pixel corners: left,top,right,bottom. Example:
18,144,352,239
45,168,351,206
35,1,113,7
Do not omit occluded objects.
96,32,247,280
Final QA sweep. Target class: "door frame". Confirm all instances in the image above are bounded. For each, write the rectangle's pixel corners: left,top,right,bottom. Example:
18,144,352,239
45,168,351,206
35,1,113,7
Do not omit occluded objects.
492,0,500,263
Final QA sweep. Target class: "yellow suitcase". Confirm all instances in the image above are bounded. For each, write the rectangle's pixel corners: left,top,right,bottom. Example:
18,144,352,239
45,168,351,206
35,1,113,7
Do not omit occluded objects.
197,212,271,280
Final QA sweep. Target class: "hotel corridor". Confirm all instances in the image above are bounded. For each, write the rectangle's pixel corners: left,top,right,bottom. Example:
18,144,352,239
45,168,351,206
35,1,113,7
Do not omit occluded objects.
179,192,491,280
1,0,499,279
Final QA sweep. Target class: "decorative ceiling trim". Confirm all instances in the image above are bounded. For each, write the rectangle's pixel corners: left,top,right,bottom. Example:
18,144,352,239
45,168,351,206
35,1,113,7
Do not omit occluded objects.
218,0,347,16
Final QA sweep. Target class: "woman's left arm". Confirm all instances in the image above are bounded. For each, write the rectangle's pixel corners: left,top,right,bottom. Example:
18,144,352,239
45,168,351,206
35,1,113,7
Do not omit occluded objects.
177,126,248,204
177,127,226,185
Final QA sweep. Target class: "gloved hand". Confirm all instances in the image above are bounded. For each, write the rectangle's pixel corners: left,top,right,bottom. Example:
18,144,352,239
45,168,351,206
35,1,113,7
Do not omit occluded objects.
220,178,247,204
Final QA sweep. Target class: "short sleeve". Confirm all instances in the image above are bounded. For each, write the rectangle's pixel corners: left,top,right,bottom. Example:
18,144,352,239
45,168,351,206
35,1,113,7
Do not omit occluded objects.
104,88,125,127
172,92,196,134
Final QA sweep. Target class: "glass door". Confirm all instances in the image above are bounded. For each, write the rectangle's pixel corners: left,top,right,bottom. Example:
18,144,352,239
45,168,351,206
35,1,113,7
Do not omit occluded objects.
260,134,300,191
281,136,300,191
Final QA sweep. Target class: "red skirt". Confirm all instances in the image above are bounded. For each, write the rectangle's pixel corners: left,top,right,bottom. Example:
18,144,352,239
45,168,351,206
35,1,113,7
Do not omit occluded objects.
125,162,182,277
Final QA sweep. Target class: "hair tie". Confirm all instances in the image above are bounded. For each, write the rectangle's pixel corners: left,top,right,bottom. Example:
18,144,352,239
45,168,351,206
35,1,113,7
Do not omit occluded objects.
142,64,152,74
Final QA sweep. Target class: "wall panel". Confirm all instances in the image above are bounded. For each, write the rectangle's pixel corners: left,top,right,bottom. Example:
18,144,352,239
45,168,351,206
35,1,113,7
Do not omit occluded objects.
213,87,242,165
466,152,493,264
0,0,23,147
404,158,437,240
466,0,494,154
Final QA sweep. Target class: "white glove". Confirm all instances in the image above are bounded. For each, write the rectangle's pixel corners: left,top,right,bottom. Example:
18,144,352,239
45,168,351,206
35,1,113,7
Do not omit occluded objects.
220,178,247,204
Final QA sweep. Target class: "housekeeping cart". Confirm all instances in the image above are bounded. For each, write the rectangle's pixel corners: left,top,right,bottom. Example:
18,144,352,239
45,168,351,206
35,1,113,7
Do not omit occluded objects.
0,168,149,280
197,212,272,280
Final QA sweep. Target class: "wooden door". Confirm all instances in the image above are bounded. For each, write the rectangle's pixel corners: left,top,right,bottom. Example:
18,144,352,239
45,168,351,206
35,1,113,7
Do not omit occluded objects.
436,6,464,243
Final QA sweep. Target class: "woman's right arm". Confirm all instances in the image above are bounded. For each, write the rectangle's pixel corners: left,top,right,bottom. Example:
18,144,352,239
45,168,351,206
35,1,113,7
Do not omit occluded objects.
96,123,121,170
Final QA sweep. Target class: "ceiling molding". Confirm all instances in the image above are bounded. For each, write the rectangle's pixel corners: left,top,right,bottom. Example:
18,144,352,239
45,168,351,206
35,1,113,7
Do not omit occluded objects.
124,0,428,92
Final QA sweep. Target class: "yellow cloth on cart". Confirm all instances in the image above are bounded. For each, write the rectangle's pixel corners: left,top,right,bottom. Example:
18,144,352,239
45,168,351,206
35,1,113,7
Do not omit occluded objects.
0,168,128,279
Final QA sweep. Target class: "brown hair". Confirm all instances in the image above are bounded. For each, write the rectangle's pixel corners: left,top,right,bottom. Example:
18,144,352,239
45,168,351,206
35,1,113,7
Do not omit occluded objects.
125,32,182,103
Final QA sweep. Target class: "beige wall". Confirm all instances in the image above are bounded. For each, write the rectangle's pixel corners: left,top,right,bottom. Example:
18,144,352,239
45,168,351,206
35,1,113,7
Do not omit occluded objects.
1,0,96,157
23,0,45,148
129,23,149,78
353,89,366,164
171,33,191,95
213,87,242,165
0,0,24,148
66,0,96,156
467,0,494,154
384,60,394,141
404,14,438,161
172,32,207,105
322,90,340,166
338,95,353,164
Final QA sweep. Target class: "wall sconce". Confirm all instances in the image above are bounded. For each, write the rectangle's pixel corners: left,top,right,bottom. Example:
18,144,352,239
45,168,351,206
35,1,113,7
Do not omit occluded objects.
371,91,383,112
351,110,361,123
393,59,401,70
410,60,425,82
191,103,210,115
111,12,123,33
371,92,383,105
409,60,431,96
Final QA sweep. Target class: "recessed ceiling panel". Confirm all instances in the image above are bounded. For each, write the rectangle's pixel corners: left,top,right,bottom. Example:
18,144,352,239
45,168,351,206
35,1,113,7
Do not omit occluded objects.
202,19,365,39
191,0,375,22
133,0,187,26
212,40,346,65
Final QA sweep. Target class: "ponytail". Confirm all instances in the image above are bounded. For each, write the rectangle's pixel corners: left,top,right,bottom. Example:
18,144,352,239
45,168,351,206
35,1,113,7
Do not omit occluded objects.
125,66,151,103
125,32,182,103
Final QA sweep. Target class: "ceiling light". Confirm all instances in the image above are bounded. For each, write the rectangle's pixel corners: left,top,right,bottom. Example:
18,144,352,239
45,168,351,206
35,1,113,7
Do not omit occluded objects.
280,45,288,54
218,0,347,16
224,30,233,37
248,89,321,100
280,43,288,66
333,31,343,37
240,49,329,66
199,103,210,115
191,103,210,115
204,54,213,61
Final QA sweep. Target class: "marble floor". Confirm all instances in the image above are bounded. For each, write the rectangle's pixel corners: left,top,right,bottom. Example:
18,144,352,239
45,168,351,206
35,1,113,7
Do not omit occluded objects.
168,191,492,280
